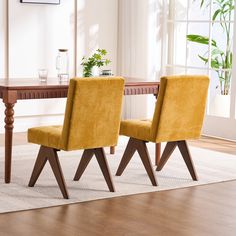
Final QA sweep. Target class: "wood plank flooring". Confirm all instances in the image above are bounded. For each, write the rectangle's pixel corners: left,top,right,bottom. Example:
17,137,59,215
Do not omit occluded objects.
0,133,236,236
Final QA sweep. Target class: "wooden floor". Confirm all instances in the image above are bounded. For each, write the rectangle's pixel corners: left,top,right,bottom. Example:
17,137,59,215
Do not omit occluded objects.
1,133,236,236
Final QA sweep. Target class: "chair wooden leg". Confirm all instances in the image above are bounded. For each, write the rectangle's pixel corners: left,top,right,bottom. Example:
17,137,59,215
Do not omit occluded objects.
110,146,115,154
136,141,158,186
156,142,177,171
116,138,157,186
94,148,115,192
177,140,198,181
115,138,136,176
28,146,69,199
155,143,161,166
28,146,48,187
47,149,69,199
73,149,94,181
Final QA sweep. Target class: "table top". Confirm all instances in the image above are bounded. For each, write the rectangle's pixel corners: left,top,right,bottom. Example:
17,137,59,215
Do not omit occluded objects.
0,77,159,90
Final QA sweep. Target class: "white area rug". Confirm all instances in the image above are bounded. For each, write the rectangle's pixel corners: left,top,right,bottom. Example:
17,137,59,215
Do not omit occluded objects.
0,137,236,213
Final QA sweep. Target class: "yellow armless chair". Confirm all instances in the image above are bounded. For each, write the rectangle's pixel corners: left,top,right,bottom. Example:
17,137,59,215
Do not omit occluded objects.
28,77,124,199
116,75,209,185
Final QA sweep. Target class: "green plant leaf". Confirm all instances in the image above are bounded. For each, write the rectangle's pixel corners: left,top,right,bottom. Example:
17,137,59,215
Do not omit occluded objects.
100,49,107,55
187,34,209,45
198,55,208,64
81,48,111,77
211,48,224,56
211,59,220,69
212,9,221,21
189,0,234,95
200,0,205,7
93,53,101,60
105,59,111,65
187,34,217,47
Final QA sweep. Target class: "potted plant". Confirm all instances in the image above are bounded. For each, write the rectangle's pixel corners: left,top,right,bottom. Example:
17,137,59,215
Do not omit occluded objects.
187,0,234,96
81,49,111,77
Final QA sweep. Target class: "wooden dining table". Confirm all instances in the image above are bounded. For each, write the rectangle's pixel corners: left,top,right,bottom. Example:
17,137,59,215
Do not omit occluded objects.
0,77,160,183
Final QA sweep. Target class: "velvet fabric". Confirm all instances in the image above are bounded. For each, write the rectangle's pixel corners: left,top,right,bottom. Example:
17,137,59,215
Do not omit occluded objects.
120,119,152,141
28,77,125,150
120,75,209,142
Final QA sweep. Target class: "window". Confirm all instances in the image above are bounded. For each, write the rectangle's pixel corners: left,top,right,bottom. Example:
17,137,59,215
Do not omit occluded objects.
162,0,235,118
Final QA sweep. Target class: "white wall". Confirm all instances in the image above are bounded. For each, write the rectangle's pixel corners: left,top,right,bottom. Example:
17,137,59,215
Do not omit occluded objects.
8,0,75,78
0,0,7,78
0,0,118,133
77,0,118,75
0,1,7,133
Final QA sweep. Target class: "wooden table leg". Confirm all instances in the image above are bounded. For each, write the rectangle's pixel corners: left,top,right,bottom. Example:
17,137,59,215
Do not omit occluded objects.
154,93,161,166
3,91,17,183
155,143,161,166
110,146,115,154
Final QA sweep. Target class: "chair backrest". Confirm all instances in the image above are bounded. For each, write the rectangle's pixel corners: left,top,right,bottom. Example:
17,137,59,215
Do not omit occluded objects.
151,75,209,142
60,77,124,150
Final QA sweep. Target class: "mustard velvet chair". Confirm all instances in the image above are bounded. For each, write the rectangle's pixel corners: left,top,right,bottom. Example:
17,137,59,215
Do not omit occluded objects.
116,75,209,184
28,77,124,199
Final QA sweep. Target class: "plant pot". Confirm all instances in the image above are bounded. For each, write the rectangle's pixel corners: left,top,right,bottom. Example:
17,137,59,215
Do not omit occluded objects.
83,66,100,77
92,66,100,76
209,94,230,117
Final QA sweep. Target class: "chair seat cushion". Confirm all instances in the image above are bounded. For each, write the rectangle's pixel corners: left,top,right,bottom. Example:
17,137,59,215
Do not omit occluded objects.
120,119,153,142
28,125,63,149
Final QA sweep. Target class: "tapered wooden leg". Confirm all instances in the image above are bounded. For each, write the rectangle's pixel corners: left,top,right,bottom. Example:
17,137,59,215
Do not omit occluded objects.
156,140,198,181
156,142,177,171
177,141,198,181
116,138,157,186
95,148,115,192
155,143,161,166
74,148,115,192
28,146,48,187
28,146,69,199
136,141,158,186
110,146,115,154
115,138,136,176
48,149,69,199
73,149,94,181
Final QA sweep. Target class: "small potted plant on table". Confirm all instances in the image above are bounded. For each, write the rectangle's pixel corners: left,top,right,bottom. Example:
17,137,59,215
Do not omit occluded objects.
81,49,111,77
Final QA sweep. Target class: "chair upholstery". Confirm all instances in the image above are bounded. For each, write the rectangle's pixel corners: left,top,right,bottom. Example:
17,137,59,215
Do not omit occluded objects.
28,77,124,150
117,75,209,184
28,126,62,150
120,119,152,141
120,75,209,142
28,77,125,198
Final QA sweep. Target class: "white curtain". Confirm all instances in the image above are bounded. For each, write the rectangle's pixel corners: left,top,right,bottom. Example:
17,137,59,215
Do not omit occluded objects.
117,0,163,119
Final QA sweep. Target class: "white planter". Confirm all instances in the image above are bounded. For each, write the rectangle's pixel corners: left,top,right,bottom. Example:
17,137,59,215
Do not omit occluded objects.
92,66,100,76
209,94,230,117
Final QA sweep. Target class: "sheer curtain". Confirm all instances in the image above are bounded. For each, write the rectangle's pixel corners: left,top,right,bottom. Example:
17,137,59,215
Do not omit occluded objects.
117,0,163,119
